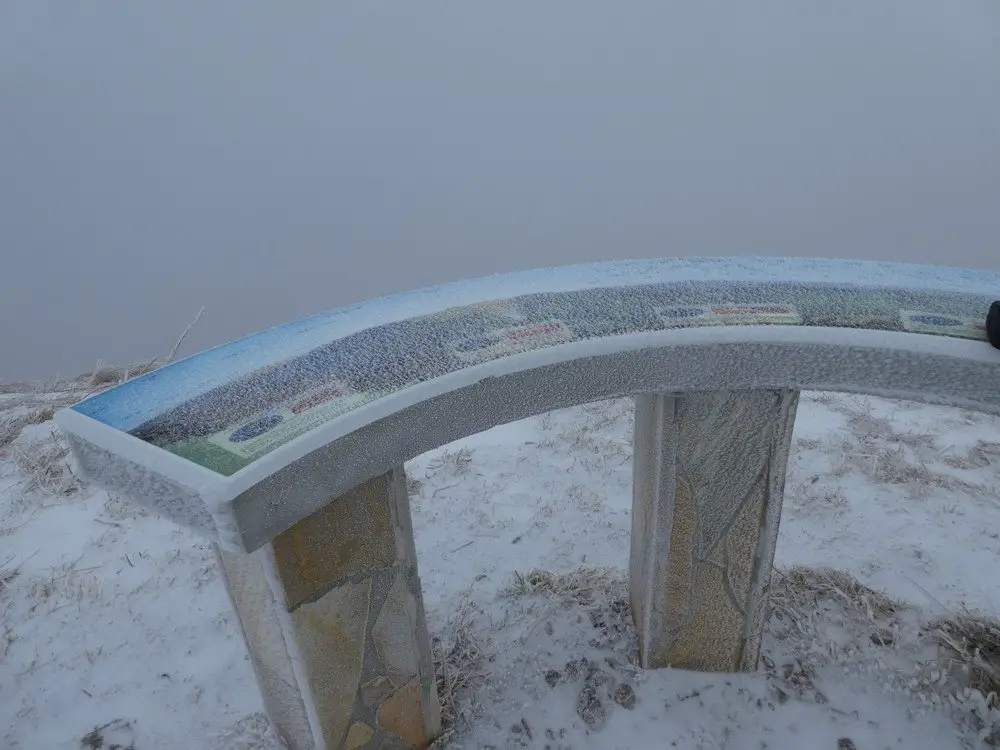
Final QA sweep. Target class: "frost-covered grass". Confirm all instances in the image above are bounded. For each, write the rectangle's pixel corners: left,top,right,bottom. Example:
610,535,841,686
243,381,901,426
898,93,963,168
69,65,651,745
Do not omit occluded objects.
2,385,1000,748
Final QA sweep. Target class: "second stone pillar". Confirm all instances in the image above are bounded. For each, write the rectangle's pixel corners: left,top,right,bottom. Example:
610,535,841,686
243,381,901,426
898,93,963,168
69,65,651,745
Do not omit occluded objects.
630,389,799,672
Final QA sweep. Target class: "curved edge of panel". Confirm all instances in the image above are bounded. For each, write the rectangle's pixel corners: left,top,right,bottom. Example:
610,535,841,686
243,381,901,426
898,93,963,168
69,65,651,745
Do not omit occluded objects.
227,325,1000,552
67,257,1000,459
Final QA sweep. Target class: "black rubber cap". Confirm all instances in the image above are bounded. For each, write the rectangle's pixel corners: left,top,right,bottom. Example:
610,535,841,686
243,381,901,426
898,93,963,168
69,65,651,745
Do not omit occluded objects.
988,301,1000,350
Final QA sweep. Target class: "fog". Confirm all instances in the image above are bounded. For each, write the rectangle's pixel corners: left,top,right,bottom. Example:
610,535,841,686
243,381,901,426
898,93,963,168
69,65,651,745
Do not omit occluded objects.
2,1,999,381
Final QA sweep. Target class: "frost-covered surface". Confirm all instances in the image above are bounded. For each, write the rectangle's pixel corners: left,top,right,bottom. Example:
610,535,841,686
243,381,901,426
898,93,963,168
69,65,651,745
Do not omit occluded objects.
65,258,998,481
5,386,1000,748
66,433,221,538
67,257,1000,426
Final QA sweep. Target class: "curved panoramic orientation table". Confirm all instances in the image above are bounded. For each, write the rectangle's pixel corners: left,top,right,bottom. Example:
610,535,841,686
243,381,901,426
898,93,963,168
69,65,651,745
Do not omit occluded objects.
57,257,1000,750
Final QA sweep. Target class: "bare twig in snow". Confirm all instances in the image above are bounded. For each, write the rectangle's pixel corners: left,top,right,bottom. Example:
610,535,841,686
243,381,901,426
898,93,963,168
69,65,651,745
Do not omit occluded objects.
166,305,205,364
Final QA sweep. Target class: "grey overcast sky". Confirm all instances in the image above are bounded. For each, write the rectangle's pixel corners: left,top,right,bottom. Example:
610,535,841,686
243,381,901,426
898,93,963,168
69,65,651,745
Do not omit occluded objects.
2,1,999,381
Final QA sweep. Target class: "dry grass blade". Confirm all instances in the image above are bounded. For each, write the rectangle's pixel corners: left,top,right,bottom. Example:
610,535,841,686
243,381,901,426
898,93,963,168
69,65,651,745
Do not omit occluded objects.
79,306,206,395
0,555,19,597
166,306,205,364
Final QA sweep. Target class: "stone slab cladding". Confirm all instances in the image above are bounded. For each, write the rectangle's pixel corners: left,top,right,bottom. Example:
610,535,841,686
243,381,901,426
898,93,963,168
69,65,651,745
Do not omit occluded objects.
631,390,799,671
218,468,439,749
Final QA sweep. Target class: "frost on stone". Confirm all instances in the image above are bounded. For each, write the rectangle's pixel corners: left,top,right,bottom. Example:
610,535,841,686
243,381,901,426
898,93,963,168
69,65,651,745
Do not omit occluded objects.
63,259,997,480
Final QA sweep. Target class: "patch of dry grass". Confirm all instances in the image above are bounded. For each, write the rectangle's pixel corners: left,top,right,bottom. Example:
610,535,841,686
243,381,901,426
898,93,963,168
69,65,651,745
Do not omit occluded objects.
0,555,19,599
803,391,842,407
0,387,86,411
768,565,903,632
25,559,104,617
531,400,632,470
405,474,425,497
10,429,82,498
556,425,629,465
427,447,475,478
576,398,633,433
794,437,825,451
766,567,1000,737
502,567,623,608
500,567,634,664
212,712,287,750
787,480,849,515
0,382,34,395
929,614,1000,702
833,434,984,500
80,360,167,395
944,441,1000,471
840,400,937,450
0,625,15,666
565,484,607,513
798,395,999,503
0,407,58,452
430,602,491,747
79,718,136,750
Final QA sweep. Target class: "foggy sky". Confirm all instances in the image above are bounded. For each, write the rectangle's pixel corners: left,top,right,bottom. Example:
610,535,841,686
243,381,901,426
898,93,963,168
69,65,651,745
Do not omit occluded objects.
2,1,999,381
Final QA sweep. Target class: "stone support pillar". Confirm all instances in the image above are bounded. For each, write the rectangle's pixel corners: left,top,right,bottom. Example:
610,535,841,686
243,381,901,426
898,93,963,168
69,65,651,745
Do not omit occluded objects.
630,390,799,672
218,467,440,750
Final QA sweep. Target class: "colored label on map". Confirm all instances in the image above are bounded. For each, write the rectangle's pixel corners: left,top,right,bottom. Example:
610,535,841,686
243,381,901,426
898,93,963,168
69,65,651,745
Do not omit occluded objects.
449,320,575,365
656,304,802,327
899,310,987,340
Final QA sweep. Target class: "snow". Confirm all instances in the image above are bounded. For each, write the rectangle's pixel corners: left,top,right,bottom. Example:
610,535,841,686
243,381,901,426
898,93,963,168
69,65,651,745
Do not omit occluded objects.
4,386,1000,748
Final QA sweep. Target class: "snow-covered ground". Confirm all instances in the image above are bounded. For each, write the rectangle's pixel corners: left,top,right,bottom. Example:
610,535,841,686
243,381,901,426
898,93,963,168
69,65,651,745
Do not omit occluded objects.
3,384,1000,749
